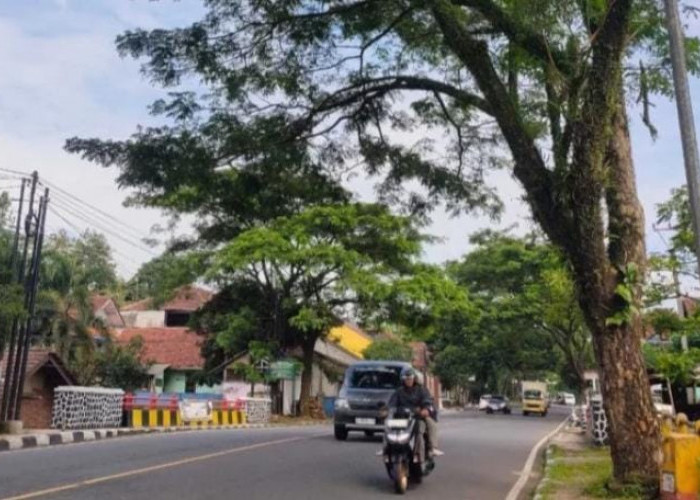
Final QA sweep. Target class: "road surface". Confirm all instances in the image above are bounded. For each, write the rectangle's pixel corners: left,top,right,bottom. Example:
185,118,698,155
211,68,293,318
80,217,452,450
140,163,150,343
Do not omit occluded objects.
0,407,568,500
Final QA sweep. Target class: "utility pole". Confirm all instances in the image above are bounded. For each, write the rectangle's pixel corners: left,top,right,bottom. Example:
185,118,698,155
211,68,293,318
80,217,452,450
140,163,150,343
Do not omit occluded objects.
665,0,700,352
665,0,700,272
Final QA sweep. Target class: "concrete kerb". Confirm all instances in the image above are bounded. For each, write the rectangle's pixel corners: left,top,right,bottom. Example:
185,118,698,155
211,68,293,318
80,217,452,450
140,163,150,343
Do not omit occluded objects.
0,420,331,453
532,444,556,500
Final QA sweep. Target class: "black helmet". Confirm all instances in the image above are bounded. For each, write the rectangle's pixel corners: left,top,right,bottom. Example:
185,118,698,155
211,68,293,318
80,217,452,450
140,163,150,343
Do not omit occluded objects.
400,366,417,380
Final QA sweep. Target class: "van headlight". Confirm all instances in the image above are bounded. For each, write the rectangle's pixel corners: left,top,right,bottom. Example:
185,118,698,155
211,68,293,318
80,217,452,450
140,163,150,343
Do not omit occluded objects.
334,398,349,410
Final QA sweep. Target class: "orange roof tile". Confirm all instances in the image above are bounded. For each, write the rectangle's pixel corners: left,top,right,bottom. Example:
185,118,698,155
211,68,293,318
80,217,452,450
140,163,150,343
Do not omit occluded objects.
115,328,204,370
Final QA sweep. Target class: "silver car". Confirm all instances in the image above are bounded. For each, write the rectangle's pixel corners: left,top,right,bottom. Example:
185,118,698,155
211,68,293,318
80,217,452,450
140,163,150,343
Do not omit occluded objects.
333,361,412,440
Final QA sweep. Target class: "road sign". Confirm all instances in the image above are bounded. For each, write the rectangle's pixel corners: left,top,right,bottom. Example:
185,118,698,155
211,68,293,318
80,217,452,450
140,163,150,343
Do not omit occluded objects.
270,361,300,380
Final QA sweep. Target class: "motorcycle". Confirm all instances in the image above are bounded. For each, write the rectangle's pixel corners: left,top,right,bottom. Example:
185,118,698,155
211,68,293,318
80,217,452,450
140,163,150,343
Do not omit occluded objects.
380,407,436,494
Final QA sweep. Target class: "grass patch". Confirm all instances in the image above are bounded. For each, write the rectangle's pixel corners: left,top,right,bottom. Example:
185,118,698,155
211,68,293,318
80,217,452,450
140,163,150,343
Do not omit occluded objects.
539,445,648,500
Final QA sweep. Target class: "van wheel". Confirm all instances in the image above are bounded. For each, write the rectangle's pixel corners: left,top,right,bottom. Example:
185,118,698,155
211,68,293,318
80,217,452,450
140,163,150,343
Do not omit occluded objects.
523,411,529,416
542,411,548,418
334,425,348,441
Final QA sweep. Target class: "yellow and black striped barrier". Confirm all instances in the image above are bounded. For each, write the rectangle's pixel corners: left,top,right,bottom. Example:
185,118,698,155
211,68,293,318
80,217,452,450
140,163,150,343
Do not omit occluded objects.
125,408,246,429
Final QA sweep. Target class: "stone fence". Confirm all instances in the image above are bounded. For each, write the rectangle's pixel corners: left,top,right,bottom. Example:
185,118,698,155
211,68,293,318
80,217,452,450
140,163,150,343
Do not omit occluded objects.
52,386,124,430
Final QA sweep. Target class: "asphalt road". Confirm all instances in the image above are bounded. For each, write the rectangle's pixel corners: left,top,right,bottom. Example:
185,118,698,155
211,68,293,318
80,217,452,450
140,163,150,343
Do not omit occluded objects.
0,407,568,500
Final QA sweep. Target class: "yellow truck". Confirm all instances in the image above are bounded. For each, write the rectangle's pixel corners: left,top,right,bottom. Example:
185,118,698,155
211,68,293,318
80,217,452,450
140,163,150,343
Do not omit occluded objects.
522,381,548,417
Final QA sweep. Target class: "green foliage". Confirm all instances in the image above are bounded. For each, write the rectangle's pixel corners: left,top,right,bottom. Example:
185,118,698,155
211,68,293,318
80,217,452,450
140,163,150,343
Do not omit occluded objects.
36,230,119,377
209,203,427,352
606,264,641,327
93,338,150,391
436,231,592,395
126,252,208,306
41,230,117,294
645,346,700,386
362,338,413,362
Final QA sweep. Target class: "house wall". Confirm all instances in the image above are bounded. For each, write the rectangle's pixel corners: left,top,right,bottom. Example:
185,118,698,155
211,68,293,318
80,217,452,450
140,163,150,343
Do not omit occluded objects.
22,372,54,429
164,371,187,393
96,300,124,328
195,384,222,394
122,311,166,328
280,362,342,415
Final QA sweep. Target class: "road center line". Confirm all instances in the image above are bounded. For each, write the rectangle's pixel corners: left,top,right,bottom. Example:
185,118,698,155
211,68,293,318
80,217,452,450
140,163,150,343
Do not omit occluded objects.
1,435,314,500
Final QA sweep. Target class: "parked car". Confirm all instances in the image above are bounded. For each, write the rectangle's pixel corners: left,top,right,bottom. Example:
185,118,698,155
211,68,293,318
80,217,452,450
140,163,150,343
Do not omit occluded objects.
485,395,511,414
478,394,492,410
563,393,576,406
333,360,412,440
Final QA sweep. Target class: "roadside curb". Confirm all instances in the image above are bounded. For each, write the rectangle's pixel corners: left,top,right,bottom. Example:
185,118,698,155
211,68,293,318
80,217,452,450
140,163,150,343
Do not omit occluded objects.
532,444,555,500
505,417,568,500
0,421,331,453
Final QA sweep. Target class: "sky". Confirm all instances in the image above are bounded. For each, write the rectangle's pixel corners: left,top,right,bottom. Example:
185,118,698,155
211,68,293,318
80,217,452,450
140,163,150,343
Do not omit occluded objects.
0,1,698,287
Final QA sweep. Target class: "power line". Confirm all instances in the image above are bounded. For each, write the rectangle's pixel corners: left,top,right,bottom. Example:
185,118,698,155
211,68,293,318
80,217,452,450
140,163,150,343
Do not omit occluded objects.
38,178,153,242
47,206,142,274
0,167,32,179
48,189,149,243
50,197,157,257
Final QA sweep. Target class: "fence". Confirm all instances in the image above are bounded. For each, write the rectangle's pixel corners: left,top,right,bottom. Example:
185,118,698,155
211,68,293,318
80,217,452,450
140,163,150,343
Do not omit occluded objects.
52,386,124,430
122,393,266,429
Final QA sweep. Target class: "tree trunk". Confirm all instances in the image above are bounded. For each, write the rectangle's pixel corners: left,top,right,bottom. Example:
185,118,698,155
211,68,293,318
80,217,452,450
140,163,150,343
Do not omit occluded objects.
298,337,316,417
572,101,660,485
591,322,659,484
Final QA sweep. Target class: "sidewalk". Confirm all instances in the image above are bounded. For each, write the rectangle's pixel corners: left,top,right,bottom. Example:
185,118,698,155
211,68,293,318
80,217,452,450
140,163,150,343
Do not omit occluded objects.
0,419,331,453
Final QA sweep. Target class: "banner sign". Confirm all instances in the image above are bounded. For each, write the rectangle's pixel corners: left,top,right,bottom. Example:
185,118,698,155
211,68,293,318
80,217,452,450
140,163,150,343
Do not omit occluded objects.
178,399,212,421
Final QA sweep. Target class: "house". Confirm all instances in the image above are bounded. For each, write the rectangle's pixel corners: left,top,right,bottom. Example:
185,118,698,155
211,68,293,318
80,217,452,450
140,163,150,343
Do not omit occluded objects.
326,323,372,358
0,349,76,429
121,285,213,328
114,327,215,394
219,323,368,415
91,295,126,329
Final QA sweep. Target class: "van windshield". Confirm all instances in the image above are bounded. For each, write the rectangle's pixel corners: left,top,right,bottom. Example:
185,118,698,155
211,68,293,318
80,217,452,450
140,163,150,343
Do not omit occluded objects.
348,366,403,389
524,390,543,399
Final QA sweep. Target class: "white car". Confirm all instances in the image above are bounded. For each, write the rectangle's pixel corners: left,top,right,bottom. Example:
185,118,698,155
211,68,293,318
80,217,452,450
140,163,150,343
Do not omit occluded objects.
478,394,492,410
563,393,576,406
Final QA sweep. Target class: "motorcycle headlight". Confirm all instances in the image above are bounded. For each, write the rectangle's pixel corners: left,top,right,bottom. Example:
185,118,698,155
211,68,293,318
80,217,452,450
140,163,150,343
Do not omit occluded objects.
386,431,411,443
334,398,349,410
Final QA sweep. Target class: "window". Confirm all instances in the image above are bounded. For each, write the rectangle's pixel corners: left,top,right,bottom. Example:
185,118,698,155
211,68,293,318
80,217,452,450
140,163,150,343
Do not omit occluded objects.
348,367,402,389
165,311,191,327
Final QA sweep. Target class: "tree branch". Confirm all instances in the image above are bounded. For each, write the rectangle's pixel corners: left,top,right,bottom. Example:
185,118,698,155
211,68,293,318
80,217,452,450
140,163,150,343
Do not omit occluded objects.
452,0,573,76
429,0,573,251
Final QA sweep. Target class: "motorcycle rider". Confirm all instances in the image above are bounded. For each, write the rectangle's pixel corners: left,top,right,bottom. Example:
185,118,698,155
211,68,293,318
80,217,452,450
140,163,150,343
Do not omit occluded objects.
388,366,442,461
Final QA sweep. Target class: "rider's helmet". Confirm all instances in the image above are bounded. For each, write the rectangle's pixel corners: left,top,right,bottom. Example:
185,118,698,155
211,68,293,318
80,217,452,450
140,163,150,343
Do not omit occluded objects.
400,366,417,381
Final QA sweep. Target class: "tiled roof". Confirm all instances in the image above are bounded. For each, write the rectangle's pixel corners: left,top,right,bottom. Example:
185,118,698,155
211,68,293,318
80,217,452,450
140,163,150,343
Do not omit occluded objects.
0,348,75,385
114,328,205,370
91,295,110,311
121,298,154,312
162,286,213,312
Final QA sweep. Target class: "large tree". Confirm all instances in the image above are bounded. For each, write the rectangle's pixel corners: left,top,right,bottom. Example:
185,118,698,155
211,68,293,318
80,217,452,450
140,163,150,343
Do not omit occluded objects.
207,203,428,412
440,232,591,397
65,0,700,482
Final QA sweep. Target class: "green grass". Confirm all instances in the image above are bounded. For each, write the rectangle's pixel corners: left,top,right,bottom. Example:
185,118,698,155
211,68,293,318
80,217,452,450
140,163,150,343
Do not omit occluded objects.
539,445,648,500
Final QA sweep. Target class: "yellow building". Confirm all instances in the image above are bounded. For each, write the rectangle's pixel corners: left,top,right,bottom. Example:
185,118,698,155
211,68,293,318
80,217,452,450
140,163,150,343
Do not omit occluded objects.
327,323,372,359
